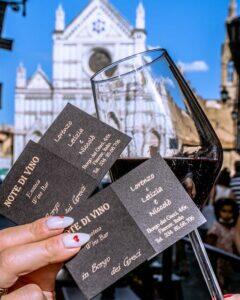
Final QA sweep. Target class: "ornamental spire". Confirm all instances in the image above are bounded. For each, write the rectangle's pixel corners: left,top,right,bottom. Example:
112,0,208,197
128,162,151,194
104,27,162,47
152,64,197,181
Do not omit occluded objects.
55,4,65,32
228,0,237,20
136,2,145,30
16,62,26,87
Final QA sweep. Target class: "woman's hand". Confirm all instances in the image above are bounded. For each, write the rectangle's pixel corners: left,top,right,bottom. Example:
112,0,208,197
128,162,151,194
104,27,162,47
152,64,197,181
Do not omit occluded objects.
0,216,90,299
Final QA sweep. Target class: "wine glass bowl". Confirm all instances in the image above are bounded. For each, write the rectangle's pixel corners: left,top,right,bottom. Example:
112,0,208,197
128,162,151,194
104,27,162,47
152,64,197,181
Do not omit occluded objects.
91,48,223,209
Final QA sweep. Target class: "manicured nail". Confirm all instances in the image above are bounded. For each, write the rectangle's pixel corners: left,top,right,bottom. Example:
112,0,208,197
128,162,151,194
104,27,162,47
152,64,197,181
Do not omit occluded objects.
62,233,90,248
224,295,233,299
46,216,74,230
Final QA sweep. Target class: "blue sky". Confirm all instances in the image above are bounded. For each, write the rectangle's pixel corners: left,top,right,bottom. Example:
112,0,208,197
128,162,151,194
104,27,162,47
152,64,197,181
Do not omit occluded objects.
0,0,232,124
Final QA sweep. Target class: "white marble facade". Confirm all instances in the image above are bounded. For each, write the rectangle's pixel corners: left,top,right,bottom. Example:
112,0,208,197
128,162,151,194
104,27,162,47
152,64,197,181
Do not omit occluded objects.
14,0,147,160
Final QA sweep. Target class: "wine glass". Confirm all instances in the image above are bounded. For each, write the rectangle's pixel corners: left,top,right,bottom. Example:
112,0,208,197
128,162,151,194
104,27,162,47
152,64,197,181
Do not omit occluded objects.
91,48,223,299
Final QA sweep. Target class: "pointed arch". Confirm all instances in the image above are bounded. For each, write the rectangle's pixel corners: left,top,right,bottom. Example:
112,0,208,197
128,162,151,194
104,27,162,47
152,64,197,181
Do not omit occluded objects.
227,60,235,83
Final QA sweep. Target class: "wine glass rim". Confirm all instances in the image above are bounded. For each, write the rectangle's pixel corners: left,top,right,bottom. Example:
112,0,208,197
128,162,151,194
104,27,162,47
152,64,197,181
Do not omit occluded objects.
91,48,167,84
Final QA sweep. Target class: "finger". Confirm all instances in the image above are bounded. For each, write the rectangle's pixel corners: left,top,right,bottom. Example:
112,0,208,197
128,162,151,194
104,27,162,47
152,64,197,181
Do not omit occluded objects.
224,295,240,300
0,216,74,252
2,284,46,300
10,263,63,292
0,233,90,288
19,263,63,292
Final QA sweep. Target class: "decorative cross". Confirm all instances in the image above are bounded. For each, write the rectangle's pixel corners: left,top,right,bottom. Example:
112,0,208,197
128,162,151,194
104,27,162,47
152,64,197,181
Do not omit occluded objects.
92,19,105,34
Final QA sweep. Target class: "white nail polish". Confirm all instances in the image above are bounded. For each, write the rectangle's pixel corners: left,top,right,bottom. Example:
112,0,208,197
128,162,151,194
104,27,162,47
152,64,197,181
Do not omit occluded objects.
62,233,91,248
46,216,74,230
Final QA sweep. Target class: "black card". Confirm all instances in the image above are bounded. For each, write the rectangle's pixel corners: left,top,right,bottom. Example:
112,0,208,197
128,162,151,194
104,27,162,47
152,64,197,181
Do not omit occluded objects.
66,188,154,299
0,141,97,223
0,105,131,223
65,155,206,299
112,155,206,253
39,103,131,181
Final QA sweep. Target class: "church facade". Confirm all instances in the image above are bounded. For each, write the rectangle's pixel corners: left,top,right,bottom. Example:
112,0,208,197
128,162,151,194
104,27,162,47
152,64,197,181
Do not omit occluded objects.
13,0,240,170
14,0,147,160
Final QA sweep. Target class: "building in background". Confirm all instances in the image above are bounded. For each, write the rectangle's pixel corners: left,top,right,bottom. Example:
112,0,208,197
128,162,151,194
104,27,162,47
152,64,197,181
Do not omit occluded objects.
221,0,238,103
0,125,13,180
14,0,147,160
200,0,240,172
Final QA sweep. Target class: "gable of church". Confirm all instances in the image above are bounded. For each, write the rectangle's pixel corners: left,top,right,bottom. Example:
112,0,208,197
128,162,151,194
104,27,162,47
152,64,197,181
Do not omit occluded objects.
63,0,133,41
27,69,52,90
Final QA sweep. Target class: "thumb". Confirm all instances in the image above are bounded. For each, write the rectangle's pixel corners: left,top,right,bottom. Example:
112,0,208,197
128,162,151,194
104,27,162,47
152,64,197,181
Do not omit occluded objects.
2,284,47,300
22,263,63,292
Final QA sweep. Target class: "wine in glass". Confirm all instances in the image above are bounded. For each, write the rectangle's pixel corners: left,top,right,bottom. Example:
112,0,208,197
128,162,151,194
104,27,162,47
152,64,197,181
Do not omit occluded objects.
91,49,223,299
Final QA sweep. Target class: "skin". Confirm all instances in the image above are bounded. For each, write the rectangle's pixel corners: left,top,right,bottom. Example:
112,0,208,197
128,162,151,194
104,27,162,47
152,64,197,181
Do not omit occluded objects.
219,205,234,223
182,176,197,199
0,217,81,300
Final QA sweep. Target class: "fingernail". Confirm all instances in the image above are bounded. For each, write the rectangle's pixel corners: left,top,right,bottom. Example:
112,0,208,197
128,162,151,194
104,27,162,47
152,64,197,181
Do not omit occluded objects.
46,216,74,230
62,233,90,248
224,295,233,299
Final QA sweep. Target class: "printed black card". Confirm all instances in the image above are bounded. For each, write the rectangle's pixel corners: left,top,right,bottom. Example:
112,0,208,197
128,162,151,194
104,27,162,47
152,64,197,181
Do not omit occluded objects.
40,103,131,181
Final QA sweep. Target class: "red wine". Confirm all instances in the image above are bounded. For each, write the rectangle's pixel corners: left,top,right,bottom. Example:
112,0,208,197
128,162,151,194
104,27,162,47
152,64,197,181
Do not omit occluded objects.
110,157,219,209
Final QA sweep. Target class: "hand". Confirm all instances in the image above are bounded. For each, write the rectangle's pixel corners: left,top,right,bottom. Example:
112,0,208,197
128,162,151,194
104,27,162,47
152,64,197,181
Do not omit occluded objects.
224,295,240,299
0,216,90,299
182,176,197,199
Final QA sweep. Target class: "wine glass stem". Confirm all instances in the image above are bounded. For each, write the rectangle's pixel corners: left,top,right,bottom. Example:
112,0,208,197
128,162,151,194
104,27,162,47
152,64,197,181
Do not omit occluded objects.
188,229,223,300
